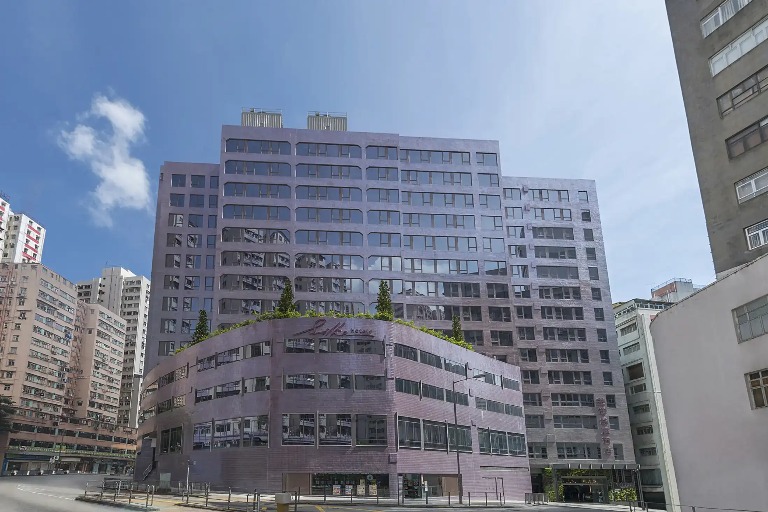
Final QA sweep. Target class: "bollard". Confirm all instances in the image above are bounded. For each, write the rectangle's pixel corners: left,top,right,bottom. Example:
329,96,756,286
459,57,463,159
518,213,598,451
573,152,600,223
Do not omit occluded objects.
468,491,471,506
227,487,232,511
294,490,298,512
255,492,260,512
376,492,379,505
145,487,150,508
324,486,327,503
426,489,429,505
205,484,210,507
351,489,353,504
449,492,451,506
128,486,133,504
485,491,488,507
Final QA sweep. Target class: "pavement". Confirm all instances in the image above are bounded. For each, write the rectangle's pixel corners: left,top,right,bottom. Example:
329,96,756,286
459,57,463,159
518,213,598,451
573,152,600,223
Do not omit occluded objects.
0,474,635,512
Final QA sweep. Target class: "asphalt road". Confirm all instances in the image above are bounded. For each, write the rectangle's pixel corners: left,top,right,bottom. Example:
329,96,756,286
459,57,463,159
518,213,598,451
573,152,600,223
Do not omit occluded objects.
0,474,627,512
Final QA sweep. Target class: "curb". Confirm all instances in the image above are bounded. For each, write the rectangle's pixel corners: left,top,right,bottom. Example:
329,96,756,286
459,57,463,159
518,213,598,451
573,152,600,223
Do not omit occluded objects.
76,495,160,510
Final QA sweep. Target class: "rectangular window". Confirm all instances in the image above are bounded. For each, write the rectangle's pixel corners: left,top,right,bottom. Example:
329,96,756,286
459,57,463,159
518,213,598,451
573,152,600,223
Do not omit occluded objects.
522,370,539,384
533,227,574,240
170,194,185,207
526,415,545,429
603,372,613,386
627,362,645,381
213,418,241,448
243,415,269,447
702,0,754,37
719,65,768,117
366,146,398,160
398,417,421,449
745,219,768,250
636,425,654,436
171,174,186,187
476,152,498,166
282,414,316,445
734,294,768,342
193,422,211,450
356,415,387,445
189,194,205,207
423,421,447,451
395,378,420,396
747,369,768,408
709,13,768,76
557,443,601,459
727,116,768,158
504,187,521,200
318,414,352,445
588,267,599,280
736,167,768,203
600,350,610,363
479,174,500,187
523,393,542,406
354,375,386,391
584,228,594,241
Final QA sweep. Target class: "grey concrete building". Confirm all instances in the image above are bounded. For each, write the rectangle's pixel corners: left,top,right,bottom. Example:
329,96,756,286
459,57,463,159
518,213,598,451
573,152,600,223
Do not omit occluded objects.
145,112,635,493
666,0,768,275
650,253,768,511
137,317,530,498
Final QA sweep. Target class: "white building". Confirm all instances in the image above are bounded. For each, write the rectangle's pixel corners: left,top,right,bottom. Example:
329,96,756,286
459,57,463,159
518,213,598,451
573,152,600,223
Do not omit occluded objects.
650,255,768,511
77,267,150,428
614,299,680,509
649,278,703,304
0,196,45,264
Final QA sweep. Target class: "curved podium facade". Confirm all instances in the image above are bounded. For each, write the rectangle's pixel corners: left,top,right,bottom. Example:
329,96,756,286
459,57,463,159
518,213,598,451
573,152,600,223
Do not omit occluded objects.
137,317,530,498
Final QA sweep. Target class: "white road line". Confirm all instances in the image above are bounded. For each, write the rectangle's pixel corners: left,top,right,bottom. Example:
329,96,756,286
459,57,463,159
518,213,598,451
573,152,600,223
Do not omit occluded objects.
15,485,75,500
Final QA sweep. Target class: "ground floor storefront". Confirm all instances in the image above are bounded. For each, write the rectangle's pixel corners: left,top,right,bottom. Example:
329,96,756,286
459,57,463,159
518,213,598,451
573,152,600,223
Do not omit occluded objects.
1,452,133,476
529,463,641,503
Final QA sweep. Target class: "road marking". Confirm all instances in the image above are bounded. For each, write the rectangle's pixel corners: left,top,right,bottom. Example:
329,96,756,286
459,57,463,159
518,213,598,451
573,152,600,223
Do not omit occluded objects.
15,485,75,500
314,506,326,512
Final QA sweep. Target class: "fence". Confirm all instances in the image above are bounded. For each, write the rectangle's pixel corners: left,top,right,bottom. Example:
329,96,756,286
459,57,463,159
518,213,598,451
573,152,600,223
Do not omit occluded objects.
616,502,768,512
83,479,155,508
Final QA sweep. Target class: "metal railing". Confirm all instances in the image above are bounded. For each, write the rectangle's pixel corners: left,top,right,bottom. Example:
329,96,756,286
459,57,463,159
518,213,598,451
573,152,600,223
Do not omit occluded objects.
619,501,768,512
83,479,155,509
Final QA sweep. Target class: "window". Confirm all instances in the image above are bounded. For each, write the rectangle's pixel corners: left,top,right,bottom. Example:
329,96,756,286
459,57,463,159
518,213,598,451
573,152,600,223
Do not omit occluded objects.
224,183,290,199
709,14,768,76
190,175,205,188
158,341,175,356
395,378,420,396
356,415,386,445
747,369,768,408
171,174,186,187
533,227,574,240
170,194,184,207
317,374,352,389
594,308,605,321
490,330,514,345
543,327,587,342
548,371,592,385
636,425,654,436
727,116,768,158
295,230,364,247
537,266,579,279
539,286,581,300
226,139,290,154
476,152,498,166
551,393,594,407
188,214,204,227
504,187,521,200
720,65,768,117
243,415,269,447
534,208,571,221
633,403,651,415
734,294,768,342
355,375,386,391
592,288,602,301
366,188,399,203
282,414,316,445
522,370,539,384
517,327,536,341
736,167,768,203
702,0,753,37
487,283,509,299
523,393,542,406
506,207,523,219
366,146,398,160
297,143,362,158
553,415,597,429
535,246,576,259
588,267,599,280
584,228,594,241
399,148,470,165
586,248,597,261
613,444,624,460
627,363,645,381
168,213,184,227
600,350,610,363
226,161,291,176
606,395,616,408
422,421,447,450
398,417,421,449
213,418,241,448
557,443,601,459
210,176,218,188
244,376,270,392
578,190,589,202
479,174,500,187
193,422,211,450
581,210,591,222
520,348,538,362
296,164,361,179
528,443,548,459
368,232,401,247
366,166,399,181
486,260,508,275
514,285,531,298
526,415,545,428
745,219,768,250
448,425,473,452
639,447,657,457
367,210,399,225
318,414,352,445
546,349,589,363
603,372,613,386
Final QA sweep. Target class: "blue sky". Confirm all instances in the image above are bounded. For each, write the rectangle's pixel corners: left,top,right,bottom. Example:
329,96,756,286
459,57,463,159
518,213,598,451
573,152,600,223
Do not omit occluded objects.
0,1,713,301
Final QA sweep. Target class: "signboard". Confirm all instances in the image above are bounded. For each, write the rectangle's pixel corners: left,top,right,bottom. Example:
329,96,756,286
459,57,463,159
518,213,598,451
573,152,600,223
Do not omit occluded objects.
332,485,341,496
294,319,375,338
344,485,353,496
369,484,378,496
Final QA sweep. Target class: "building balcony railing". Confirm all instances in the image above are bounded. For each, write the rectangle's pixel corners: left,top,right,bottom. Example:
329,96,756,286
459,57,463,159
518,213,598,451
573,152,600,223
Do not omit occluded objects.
6,446,136,459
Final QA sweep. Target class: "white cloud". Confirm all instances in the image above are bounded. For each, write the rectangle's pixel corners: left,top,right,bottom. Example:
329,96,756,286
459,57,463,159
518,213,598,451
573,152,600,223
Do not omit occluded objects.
58,94,151,227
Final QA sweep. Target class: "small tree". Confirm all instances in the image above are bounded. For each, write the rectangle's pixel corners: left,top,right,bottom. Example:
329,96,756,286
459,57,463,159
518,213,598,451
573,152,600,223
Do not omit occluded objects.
192,310,209,345
375,280,394,321
276,279,297,315
451,315,464,342
0,396,16,432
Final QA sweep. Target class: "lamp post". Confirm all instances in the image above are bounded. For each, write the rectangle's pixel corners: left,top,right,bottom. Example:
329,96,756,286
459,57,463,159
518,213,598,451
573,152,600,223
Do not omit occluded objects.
452,371,489,504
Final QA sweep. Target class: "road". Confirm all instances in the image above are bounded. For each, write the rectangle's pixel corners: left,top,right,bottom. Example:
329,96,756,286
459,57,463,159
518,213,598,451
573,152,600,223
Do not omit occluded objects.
0,474,628,512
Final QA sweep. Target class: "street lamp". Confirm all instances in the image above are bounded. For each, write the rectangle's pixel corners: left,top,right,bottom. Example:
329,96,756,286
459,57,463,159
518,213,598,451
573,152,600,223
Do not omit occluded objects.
452,370,489,504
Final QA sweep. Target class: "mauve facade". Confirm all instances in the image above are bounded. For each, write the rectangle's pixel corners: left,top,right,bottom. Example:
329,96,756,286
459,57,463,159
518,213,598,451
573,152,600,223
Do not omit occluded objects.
137,317,531,498
145,121,635,490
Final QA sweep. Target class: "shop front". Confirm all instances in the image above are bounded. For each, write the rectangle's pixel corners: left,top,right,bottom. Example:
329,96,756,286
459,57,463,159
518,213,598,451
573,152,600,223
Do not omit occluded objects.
311,473,389,497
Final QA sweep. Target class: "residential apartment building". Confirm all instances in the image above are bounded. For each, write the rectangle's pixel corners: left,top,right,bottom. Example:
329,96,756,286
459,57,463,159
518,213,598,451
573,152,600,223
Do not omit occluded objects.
144,111,636,492
649,278,703,303
666,0,768,275
0,263,136,474
78,267,150,428
614,299,679,509
0,195,45,264
650,254,768,511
